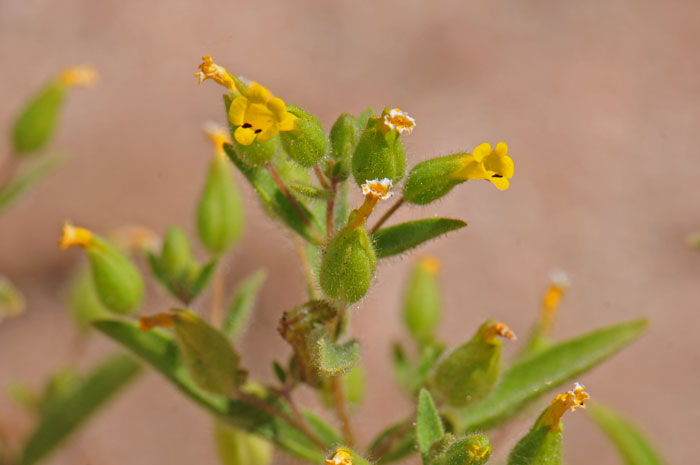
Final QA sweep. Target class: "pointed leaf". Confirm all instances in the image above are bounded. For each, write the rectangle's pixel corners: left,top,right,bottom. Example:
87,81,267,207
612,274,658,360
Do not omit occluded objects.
0,154,63,214
454,319,648,432
186,258,218,302
373,218,467,259
587,402,667,465
368,420,416,465
416,389,444,459
314,334,360,375
20,353,141,465
223,269,267,340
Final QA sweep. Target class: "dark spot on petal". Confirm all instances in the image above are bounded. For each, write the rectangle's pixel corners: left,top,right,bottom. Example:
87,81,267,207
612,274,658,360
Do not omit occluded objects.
254,129,262,134
492,174,503,178
242,123,252,128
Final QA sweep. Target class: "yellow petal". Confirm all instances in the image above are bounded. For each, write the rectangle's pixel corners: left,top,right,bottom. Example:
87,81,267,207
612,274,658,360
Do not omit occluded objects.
471,143,492,162
494,141,508,156
228,97,248,126
483,152,515,179
256,121,279,143
454,158,490,180
267,97,288,120
489,176,510,190
278,113,297,131
234,126,257,145
246,83,271,103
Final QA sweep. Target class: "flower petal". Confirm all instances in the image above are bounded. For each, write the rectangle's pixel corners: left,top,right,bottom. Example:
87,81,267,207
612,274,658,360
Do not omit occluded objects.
234,126,257,145
454,158,490,180
228,97,248,126
278,113,297,131
246,83,271,103
489,176,510,190
267,97,288,120
472,142,492,162
256,121,279,143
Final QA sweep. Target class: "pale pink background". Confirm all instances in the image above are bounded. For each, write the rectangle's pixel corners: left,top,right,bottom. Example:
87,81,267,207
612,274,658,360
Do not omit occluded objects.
1,0,699,464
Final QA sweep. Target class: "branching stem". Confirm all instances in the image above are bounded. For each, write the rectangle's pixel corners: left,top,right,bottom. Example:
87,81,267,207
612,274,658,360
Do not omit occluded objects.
370,196,405,234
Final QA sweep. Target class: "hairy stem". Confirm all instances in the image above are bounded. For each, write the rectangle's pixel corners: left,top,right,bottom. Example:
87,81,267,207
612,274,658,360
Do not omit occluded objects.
370,196,405,234
267,164,322,244
330,375,355,446
210,262,225,327
313,164,331,190
326,179,338,240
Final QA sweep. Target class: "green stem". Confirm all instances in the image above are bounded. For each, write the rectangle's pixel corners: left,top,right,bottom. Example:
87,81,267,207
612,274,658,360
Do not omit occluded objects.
267,164,323,244
370,196,405,234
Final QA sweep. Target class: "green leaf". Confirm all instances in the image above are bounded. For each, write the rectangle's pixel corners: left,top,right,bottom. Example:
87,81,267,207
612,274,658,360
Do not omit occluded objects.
453,319,648,432
314,334,360,375
416,389,444,460
20,353,141,465
587,402,667,465
214,421,272,465
289,183,333,200
223,269,267,340
373,218,467,259
93,319,330,462
224,143,323,244
187,259,218,302
368,421,416,465
12,82,66,155
0,154,63,214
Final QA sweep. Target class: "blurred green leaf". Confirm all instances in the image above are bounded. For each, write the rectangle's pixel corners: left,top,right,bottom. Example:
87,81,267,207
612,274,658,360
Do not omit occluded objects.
314,334,359,376
0,154,63,214
224,143,323,244
12,83,66,155
403,257,442,346
373,218,467,259
214,421,272,465
587,402,666,465
93,319,331,462
416,389,444,460
223,269,267,340
67,265,107,331
368,420,416,465
20,353,141,465
0,275,25,322
453,319,648,432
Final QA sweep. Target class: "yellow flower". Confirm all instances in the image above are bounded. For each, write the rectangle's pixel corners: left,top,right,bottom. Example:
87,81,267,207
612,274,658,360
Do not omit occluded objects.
325,447,353,465
348,178,393,229
451,142,514,190
540,382,590,429
58,222,94,249
419,255,441,274
58,66,98,88
202,122,231,157
540,269,570,331
194,55,235,91
228,83,297,145
381,108,416,135
483,321,517,341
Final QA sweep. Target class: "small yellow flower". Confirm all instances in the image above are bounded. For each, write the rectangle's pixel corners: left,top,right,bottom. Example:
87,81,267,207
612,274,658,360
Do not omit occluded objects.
58,66,98,88
58,222,94,250
451,142,514,191
227,83,297,145
540,382,590,429
139,312,176,331
540,269,570,331
202,122,231,157
381,108,416,135
419,255,441,274
468,443,492,460
194,55,235,91
484,321,517,341
325,447,353,465
348,178,394,230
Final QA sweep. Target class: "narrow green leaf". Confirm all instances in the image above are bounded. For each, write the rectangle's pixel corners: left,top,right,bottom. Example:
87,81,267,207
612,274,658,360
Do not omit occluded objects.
587,402,667,465
368,421,416,465
417,389,444,459
224,143,323,244
214,420,272,465
20,353,141,465
314,334,360,375
373,218,467,259
454,319,648,432
0,154,63,214
187,259,218,302
93,319,329,462
289,183,333,200
223,269,267,340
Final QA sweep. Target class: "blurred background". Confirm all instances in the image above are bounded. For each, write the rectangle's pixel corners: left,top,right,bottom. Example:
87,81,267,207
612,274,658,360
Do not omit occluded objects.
1,0,699,463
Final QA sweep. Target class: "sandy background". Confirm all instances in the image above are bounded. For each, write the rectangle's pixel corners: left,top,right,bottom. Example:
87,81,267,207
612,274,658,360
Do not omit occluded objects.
1,0,699,463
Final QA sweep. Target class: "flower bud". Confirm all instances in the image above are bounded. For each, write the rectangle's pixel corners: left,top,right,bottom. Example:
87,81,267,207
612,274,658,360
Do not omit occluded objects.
140,310,244,396
197,153,245,253
507,384,589,465
280,105,328,167
159,226,194,278
320,226,376,302
12,66,97,156
429,320,516,407
67,266,107,331
403,256,442,346
231,136,279,167
351,114,407,186
328,112,360,181
59,223,143,314
430,435,492,465
277,300,338,387
403,154,465,205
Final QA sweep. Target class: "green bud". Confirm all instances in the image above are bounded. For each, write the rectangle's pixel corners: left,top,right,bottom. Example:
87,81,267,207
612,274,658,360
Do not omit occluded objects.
159,226,194,278
169,310,244,396
403,256,442,345
197,154,245,253
329,112,360,181
320,226,376,302
431,435,493,465
277,300,338,388
0,276,25,322
231,136,278,167
40,368,81,416
352,117,406,186
429,320,515,407
67,265,107,331
12,82,66,155
214,421,272,465
403,154,465,205
280,105,328,167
